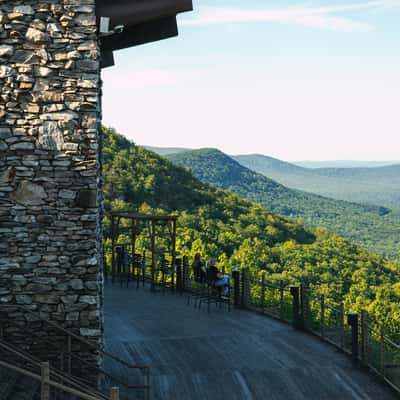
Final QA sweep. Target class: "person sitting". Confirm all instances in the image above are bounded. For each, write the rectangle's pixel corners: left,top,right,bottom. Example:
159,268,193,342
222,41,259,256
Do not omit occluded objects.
116,245,130,274
192,253,206,283
207,258,230,296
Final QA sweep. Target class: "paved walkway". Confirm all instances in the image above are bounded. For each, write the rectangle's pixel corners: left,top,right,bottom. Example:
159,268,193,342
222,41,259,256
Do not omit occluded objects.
104,284,397,400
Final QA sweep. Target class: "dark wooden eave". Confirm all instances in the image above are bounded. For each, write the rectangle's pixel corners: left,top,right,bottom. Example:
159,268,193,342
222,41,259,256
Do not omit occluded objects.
96,0,193,29
96,0,193,66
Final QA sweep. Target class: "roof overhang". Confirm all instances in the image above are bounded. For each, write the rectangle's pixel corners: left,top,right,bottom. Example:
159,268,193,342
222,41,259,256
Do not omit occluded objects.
96,0,193,67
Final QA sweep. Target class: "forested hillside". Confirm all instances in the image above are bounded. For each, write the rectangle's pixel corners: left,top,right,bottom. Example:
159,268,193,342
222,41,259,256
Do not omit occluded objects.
234,154,400,210
167,148,400,261
103,127,400,338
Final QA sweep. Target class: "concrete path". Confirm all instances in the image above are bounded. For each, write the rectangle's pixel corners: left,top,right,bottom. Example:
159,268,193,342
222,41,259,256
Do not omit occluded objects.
104,284,398,400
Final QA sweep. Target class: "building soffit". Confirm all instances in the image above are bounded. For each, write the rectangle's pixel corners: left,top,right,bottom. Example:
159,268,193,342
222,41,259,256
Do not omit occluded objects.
96,0,193,67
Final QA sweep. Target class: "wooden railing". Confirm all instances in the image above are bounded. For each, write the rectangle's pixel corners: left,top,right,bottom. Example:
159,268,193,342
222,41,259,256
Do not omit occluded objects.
0,337,119,399
248,273,400,395
106,251,400,396
0,304,150,400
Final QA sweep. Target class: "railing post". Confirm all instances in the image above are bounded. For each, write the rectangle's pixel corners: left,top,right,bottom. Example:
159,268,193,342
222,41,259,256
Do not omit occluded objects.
141,253,146,287
300,285,309,330
241,268,251,308
176,258,182,294
150,221,156,292
380,324,385,377
111,215,115,284
320,295,325,339
171,256,176,292
232,268,241,308
279,281,284,320
41,362,50,400
110,387,120,400
361,310,369,365
290,286,301,329
260,273,266,313
347,313,359,365
146,366,151,400
339,303,345,349
183,256,190,291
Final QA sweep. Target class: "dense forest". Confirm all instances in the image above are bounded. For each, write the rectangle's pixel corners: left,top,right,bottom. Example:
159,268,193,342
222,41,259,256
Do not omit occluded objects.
103,127,400,338
167,149,400,261
234,153,400,210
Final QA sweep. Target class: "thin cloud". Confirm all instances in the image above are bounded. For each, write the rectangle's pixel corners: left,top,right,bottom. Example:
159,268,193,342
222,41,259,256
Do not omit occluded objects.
181,1,400,32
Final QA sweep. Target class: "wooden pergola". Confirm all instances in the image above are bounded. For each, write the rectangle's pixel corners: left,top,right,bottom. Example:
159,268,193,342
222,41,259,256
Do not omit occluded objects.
109,212,178,287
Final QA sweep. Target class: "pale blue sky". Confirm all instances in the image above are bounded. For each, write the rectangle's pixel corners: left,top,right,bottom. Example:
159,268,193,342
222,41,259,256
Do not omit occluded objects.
102,1,400,161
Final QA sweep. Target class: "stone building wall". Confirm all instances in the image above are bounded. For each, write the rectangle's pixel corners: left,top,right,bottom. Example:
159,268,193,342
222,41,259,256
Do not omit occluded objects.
0,0,102,357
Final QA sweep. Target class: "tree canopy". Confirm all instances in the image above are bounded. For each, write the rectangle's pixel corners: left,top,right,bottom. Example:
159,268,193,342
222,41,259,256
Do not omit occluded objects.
103,127,400,339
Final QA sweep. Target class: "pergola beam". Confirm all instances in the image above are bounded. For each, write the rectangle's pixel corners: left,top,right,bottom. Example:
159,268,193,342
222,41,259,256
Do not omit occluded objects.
110,212,178,221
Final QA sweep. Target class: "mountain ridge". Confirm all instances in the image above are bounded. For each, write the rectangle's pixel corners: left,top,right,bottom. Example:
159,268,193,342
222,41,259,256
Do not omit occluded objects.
234,153,400,209
143,145,191,155
166,148,400,260
294,160,400,169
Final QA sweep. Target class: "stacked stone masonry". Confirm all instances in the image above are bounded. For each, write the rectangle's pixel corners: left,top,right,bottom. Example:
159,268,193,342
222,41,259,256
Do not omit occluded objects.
0,0,102,361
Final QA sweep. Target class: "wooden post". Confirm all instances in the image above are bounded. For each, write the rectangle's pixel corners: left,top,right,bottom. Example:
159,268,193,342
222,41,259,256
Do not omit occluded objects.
339,303,345,349
176,258,182,294
361,310,369,365
241,268,251,308
290,286,301,329
131,218,136,279
380,324,385,377
183,256,190,291
142,250,146,287
110,387,120,400
320,295,325,339
347,313,359,365
300,285,309,330
150,220,156,291
146,367,151,400
171,220,177,291
279,281,284,320
260,273,266,313
111,215,115,284
232,268,241,308
41,362,50,400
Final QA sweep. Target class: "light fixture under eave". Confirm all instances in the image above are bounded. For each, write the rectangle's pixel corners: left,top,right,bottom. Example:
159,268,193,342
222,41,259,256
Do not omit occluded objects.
96,0,193,68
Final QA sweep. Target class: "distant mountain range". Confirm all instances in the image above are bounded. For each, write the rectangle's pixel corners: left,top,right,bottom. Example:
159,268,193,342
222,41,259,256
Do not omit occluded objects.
233,154,400,210
147,145,400,209
293,160,399,169
163,148,400,260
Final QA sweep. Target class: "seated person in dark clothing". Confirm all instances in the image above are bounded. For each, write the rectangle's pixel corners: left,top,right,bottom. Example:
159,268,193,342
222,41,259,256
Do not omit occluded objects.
192,253,206,282
116,245,130,273
207,258,230,296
